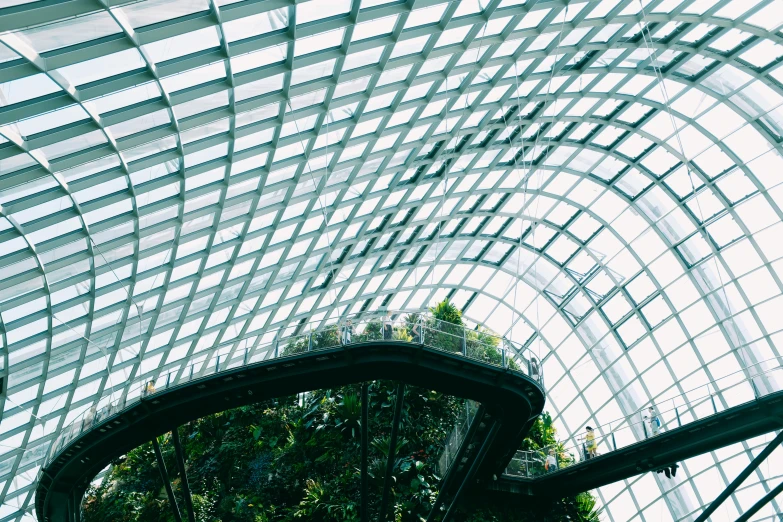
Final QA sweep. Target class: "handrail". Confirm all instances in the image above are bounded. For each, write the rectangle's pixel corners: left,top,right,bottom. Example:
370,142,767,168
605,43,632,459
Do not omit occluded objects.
44,312,542,471
438,400,480,476
505,360,783,478
554,355,783,447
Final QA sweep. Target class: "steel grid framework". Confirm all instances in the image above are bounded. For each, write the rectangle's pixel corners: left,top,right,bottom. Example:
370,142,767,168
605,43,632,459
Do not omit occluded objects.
1,0,783,520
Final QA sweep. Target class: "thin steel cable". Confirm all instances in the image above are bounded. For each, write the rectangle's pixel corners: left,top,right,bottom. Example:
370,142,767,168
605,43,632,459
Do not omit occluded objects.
287,97,340,315
505,59,533,348
636,2,747,375
528,5,569,359
430,2,490,302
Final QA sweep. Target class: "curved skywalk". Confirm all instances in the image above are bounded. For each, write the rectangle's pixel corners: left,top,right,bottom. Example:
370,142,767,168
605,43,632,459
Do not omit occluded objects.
1,0,783,521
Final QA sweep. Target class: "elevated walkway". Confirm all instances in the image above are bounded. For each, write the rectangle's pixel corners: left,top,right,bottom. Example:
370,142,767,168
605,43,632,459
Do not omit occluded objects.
492,388,783,498
36,310,783,522
35,320,545,522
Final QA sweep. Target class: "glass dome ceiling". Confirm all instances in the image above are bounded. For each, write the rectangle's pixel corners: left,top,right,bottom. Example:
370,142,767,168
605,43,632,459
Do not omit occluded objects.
1,0,783,520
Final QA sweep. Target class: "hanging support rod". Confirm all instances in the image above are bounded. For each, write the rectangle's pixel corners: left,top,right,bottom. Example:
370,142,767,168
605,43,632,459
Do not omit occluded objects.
152,436,183,522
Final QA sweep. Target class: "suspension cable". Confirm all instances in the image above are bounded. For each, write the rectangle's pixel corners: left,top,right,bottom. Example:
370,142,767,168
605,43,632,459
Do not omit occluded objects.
636,1,747,378
430,1,490,303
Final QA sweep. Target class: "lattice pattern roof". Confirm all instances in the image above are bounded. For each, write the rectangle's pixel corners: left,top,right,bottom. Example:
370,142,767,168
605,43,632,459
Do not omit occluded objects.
2,0,783,520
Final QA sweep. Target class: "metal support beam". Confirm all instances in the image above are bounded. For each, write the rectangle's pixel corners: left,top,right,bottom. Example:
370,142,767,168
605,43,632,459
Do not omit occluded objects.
425,406,486,522
171,428,197,522
67,491,74,522
735,479,783,522
378,384,405,522
361,383,369,522
152,436,183,522
440,421,500,522
695,430,783,522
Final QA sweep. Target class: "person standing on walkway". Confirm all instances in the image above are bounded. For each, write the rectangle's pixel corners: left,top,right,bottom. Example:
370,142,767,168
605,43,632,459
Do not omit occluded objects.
585,426,597,459
383,314,392,340
545,449,557,472
646,406,661,436
342,320,353,345
529,357,540,382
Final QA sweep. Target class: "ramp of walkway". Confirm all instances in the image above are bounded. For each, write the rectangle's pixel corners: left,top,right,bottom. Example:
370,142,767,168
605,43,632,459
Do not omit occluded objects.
491,388,783,498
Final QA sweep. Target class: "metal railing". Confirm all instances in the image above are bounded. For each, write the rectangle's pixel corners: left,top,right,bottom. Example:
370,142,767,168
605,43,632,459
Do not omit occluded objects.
44,311,543,471
505,357,783,478
438,400,480,476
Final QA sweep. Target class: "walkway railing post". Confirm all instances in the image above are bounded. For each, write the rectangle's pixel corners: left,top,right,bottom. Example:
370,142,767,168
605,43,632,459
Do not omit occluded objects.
461,328,466,356
307,332,312,352
611,431,617,451
502,348,507,368
642,413,648,439
710,394,717,414
420,314,425,345
274,340,279,359
244,348,248,365
675,406,681,427
216,355,220,373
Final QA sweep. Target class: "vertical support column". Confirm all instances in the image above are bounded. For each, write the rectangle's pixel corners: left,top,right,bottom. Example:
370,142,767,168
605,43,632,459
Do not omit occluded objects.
152,436,183,522
67,490,74,522
171,428,197,522
361,383,369,522
379,384,405,522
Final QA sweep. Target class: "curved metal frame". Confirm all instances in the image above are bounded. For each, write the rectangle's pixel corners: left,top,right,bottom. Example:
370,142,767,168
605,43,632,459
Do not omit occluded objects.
2,1,783,521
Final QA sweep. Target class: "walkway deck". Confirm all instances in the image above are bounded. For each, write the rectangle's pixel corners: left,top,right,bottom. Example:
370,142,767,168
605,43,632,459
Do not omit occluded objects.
491,389,783,498
35,341,545,522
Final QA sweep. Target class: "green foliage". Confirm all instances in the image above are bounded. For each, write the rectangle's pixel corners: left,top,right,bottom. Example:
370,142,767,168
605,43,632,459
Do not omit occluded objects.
83,300,600,522
83,396,599,522
430,299,463,326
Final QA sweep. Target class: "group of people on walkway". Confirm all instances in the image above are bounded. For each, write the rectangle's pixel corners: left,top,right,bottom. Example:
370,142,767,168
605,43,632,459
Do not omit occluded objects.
340,316,428,345
581,406,661,461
